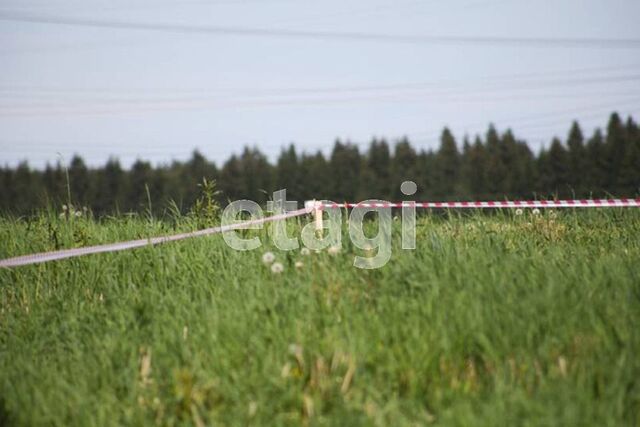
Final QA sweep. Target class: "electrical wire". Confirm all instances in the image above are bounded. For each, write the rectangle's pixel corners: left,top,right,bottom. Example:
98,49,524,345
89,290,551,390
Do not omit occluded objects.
1,10,640,49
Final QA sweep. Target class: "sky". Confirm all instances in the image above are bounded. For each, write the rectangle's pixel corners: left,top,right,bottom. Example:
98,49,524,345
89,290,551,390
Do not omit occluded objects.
0,0,639,168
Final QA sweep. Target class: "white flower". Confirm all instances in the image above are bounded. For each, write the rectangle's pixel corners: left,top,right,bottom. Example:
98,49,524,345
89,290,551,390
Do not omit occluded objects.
262,251,275,265
532,208,541,215
295,261,304,269
74,211,82,217
327,245,341,255
515,208,523,216
271,262,284,274
62,204,68,211
300,247,311,256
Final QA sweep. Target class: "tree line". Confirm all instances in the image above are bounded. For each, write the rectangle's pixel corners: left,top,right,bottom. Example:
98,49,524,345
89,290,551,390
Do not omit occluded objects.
1,112,638,216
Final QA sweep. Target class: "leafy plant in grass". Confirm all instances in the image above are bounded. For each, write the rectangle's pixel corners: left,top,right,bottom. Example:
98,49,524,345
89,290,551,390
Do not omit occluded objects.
189,178,221,229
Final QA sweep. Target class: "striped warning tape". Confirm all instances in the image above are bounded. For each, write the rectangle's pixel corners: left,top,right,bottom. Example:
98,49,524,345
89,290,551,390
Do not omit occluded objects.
1,198,639,269
0,206,312,269
321,198,640,209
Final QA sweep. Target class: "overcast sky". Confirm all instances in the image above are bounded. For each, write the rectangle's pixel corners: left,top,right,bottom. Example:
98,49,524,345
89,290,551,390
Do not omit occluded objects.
1,0,639,168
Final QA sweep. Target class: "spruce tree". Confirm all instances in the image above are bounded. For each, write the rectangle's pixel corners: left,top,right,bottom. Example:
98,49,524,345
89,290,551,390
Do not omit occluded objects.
541,138,570,197
390,137,418,199
459,137,473,197
0,167,11,212
605,113,626,191
499,130,519,195
585,129,609,196
434,128,460,199
94,158,126,214
276,144,302,201
618,117,640,196
300,151,329,201
219,155,243,203
460,136,487,198
68,155,91,206
513,141,536,198
363,138,391,200
13,162,38,213
42,162,66,207
180,150,217,207
566,121,587,197
127,160,153,212
329,140,361,201
414,150,436,199
239,147,272,203
484,125,507,198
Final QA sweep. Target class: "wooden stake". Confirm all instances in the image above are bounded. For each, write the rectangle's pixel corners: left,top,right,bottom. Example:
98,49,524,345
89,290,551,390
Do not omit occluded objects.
305,200,323,236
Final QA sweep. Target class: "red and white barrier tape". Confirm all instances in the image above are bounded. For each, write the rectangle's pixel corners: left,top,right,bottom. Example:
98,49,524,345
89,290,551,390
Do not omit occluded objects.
321,198,640,209
0,206,312,269
1,198,639,269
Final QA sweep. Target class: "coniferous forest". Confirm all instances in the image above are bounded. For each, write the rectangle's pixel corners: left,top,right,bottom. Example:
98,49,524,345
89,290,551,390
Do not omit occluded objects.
1,112,639,216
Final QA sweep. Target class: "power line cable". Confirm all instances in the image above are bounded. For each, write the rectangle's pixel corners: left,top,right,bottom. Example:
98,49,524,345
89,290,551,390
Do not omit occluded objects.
1,73,638,117
1,61,639,97
1,11,640,49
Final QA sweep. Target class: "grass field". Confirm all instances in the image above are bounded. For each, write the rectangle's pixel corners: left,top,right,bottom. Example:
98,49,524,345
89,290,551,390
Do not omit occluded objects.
1,209,640,426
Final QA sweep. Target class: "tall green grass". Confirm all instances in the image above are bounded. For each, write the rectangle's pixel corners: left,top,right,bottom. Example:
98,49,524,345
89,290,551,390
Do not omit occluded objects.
1,209,639,426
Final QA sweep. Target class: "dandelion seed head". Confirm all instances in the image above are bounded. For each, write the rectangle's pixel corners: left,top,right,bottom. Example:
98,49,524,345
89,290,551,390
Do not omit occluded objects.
295,261,304,269
262,251,275,265
271,262,284,274
300,247,311,256
532,208,541,215
515,208,523,216
327,245,341,255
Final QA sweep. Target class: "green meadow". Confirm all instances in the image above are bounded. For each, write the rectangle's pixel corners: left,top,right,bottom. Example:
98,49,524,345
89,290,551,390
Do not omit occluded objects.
1,209,639,426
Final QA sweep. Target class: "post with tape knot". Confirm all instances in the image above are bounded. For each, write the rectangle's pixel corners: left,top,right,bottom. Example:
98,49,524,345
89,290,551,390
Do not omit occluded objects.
305,200,324,237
